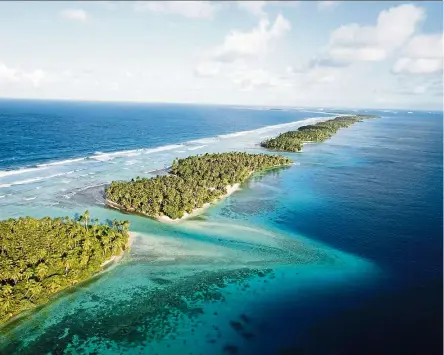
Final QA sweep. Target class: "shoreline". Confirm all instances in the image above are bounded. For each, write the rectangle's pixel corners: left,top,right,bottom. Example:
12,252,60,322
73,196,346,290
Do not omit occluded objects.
157,183,241,223
100,230,134,268
260,114,377,153
1,230,133,329
0,114,337,179
106,183,242,224
106,164,291,224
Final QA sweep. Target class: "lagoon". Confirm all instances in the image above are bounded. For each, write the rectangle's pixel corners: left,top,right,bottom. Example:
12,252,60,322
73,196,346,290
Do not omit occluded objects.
0,101,442,354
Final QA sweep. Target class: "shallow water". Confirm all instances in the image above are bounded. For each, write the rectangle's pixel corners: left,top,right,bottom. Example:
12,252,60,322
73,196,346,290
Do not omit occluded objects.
0,102,442,354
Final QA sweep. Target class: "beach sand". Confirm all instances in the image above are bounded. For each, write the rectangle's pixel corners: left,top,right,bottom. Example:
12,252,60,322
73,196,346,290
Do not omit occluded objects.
105,167,292,224
100,231,134,268
156,183,241,223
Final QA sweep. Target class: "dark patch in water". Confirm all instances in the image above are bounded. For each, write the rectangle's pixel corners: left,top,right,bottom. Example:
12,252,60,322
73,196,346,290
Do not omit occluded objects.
89,294,101,302
229,321,244,332
277,348,307,355
241,332,255,340
150,277,173,285
240,314,251,324
0,268,272,354
223,344,239,354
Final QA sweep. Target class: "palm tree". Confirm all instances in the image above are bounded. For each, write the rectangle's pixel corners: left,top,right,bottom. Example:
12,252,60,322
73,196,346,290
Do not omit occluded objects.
47,279,61,293
23,269,34,283
0,213,131,324
28,282,43,301
35,263,48,281
10,267,22,285
1,294,13,313
1,284,13,297
84,210,90,230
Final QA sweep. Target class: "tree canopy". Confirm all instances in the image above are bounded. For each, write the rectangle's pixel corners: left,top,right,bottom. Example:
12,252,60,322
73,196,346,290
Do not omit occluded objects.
0,212,130,325
261,114,379,152
106,152,292,220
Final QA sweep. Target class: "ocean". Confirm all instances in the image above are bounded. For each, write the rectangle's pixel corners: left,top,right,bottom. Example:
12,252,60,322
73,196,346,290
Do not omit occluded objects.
0,99,442,355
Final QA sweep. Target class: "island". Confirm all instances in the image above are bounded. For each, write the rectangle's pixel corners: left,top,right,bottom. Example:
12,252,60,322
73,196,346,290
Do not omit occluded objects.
0,212,130,325
260,114,379,152
105,152,292,221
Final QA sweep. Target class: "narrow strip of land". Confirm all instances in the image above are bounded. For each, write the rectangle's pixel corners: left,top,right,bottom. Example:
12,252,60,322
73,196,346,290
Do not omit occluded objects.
105,152,292,221
260,114,379,152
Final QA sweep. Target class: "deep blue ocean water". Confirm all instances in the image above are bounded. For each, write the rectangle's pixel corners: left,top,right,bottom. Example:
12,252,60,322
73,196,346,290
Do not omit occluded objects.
0,99,329,170
0,100,442,355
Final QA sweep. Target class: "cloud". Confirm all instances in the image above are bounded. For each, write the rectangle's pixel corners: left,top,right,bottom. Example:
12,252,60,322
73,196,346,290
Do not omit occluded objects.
395,78,443,96
194,13,291,91
317,1,341,11
286,65,339,86
0,62,18,83
403,34,443,58
326,4,425,62
237,1,299,16
194,61,221,77
229,68,279,91
27,70,46,87
392,34,443,74
237,1,267,17
133,1,218,19
209,14,291,62
272,1,300,9
393,57,443,75
60,9,88,22
0,62,47,87
308,56,349,68
100,1,119,10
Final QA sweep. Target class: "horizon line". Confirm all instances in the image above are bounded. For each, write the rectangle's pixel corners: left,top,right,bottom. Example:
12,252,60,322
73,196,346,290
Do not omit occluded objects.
0,96,442,113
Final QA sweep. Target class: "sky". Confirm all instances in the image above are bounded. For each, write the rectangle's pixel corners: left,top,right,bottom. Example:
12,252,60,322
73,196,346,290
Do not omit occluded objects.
0,1,442,109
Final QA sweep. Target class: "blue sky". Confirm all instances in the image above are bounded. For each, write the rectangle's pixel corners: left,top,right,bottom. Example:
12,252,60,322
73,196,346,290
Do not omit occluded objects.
0,1,442,109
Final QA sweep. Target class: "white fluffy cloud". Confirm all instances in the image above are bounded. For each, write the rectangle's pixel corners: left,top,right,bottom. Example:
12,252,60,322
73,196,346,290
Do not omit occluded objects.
237,1,267,17
99,1,119,10
27,70,46,87
0,62,17,83
327,4,425,62
60,9,88,22
194,61,221,78
317,1,341,11
0,62,47,87
393,74,443,97
393,34,443,74
133,1,218,19
209,14,291,62
403,34,443,58
286,65,339,86
229,68,279,90
393,57,443,74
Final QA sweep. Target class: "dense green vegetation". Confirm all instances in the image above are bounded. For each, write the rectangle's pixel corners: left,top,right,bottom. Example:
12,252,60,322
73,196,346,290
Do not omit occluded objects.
0,212,130,324
106,152,292,220
261,114,379,152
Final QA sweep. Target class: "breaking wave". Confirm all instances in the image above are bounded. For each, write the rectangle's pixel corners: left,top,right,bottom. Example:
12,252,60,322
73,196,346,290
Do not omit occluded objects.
0,114,338,189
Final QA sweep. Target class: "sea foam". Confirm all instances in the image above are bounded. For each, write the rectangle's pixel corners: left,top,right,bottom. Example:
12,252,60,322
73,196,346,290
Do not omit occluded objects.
187,145,207,151
90,144,183,162
0,115,337,189
37,157,86,167
0,171,76,189
0,166,48,178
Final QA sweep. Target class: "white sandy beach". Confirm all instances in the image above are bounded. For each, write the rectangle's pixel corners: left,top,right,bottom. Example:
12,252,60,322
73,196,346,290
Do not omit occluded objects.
100,230,134,268
106,165,294,224
156,183,241,223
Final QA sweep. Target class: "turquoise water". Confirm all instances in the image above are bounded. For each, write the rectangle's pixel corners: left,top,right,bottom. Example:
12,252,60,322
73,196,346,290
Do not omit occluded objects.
0,103,442,354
